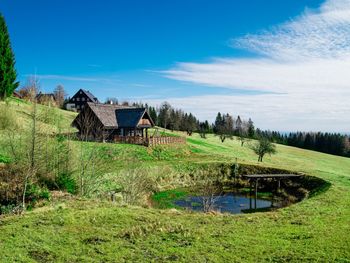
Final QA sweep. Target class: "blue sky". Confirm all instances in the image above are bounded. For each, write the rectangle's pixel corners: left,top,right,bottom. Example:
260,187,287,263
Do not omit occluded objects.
2,0,350,132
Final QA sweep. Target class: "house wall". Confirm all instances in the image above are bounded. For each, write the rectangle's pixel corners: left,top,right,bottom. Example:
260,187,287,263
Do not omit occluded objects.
73,106,105,140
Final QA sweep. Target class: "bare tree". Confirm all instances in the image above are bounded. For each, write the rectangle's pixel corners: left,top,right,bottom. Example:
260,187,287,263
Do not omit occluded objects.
190,169,222,213
53,85,66,108
18,76,39,102
73,107,114,196
0,82,75,212
199,181,221,213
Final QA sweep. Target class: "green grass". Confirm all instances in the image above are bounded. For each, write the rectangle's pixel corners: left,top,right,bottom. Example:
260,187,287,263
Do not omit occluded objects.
0,97,77,133
0,153,11,164
1,100,350,262
152,189,188,209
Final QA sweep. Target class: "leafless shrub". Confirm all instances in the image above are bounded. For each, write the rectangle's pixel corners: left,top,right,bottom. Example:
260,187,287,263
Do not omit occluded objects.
113,169,159,206
0,86,74,210
188,168,223,213
18,76,39,102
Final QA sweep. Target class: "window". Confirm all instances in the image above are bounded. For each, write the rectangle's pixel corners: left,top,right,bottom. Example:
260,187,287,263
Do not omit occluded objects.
80,91,82,94
77,105,80,109
82,97,85,101
72,98,75,101
77,98,80,101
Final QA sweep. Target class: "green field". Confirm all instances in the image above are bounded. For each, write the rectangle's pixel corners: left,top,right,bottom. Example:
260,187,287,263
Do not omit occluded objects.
1,99,350,262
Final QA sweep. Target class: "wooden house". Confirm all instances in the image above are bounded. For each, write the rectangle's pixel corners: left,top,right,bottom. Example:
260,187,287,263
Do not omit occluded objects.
12,90,23,99
72,102,154,143
66,89,99,112
36,92,57,106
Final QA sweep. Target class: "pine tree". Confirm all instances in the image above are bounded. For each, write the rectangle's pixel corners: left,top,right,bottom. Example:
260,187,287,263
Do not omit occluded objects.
247,118,255,138
214,112,223,133
0,13,19,100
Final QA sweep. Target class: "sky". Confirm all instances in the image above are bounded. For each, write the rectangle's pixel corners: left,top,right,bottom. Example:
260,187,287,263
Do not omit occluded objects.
1,0,349,132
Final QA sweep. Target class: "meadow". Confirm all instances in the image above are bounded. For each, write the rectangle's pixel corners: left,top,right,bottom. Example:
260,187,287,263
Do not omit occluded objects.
1,100,350,262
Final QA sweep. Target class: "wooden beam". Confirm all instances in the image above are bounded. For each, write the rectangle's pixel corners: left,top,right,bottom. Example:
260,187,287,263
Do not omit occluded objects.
249,179,253,210
255,179,259,209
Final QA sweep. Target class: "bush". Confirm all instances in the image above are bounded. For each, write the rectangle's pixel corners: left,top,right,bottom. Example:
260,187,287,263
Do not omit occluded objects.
25,184,51,204
0,154,11,164
113,169,159,206
0,103,17,130
56,173,77,194
0,204,22,215
0,165,24,207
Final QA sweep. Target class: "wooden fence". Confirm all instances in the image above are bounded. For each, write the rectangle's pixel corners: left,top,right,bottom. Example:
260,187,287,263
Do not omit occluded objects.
113,136,186,147
147,136,186,146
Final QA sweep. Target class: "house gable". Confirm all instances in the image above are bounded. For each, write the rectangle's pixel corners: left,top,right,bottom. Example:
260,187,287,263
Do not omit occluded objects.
137,111,154,128
67,89,99,111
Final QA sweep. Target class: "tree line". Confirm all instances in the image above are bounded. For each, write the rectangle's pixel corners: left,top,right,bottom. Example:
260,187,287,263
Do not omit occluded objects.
124,101,201,135
255,129,350,157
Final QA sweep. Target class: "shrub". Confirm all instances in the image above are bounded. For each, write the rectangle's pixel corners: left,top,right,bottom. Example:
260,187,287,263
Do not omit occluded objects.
0,154,11,164
56,173,77,194
0,165,24,207
113,169,159,206
25,184,51,204
0,204,22,215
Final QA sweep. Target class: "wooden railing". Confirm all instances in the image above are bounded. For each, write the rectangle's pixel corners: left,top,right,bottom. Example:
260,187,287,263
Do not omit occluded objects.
146,136,186,146
113,136,186,146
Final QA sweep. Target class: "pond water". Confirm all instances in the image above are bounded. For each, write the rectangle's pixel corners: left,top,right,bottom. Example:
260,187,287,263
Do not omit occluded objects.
173,192,280,214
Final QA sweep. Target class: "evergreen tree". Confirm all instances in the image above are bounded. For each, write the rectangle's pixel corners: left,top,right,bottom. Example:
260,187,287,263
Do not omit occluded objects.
235,115,242,135
214,113,234,143
0,13,19,100
148,106,158,125
214,112,223,133
247,118,255,138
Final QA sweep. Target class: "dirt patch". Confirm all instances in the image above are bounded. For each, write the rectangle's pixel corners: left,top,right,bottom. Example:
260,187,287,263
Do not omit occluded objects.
29,249,56,263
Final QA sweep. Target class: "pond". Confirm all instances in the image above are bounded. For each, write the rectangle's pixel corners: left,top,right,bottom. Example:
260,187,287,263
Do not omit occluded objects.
173,192,281,214
152,189,283,214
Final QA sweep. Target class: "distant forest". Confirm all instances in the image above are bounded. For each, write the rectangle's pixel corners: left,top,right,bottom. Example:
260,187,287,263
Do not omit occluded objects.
255,130,350,158
112,99,350,158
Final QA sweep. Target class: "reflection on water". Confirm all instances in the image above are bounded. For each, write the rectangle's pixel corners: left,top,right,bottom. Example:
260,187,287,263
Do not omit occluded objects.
174,192,279,214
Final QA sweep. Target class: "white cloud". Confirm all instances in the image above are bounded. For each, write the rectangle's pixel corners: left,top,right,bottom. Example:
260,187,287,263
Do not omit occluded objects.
25,74,99,82
161,0,350,132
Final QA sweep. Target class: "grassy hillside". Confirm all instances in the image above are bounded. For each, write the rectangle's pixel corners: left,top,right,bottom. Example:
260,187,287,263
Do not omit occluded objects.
1,100,350,262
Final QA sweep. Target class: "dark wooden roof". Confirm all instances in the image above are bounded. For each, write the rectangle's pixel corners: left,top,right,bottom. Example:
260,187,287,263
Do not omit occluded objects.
69,89,99,103
81,102,154,129
82,89,99,103
87,103,130,128
13,90,22,98
36,92,56,100
116,108,152,128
